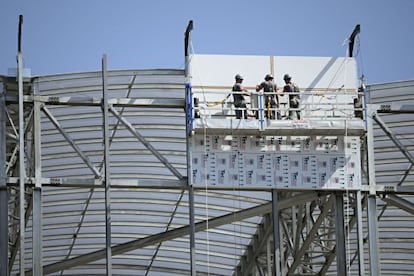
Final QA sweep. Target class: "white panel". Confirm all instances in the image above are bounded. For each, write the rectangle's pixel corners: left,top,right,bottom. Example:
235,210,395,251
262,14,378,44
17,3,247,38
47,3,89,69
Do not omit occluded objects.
190,54,271,88
301,155,318,188
273,56,358,90
190,134,362,190
190,54,358,90
190,54,359,119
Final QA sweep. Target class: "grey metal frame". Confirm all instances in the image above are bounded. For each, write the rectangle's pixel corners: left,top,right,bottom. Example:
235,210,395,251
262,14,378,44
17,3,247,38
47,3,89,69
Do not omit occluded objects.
0,80,8,276
1,69,414,275
17,48,26,276
32,69,42,276
102,54,113,275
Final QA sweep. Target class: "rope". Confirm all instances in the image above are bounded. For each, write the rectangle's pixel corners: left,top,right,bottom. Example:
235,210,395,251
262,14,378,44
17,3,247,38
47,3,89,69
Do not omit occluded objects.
220,103,244,268
341,78,361,274
190,40,212,273
232,127,238,267
344,121,353,274
206,99,226,107
189,41,208,110
202,119,211,275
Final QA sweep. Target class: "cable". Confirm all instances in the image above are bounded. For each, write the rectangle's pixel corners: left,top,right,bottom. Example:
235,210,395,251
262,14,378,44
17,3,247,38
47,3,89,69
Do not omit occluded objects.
189,41,209,111
202,114,211,275
344,121,353,274
189,41,212,273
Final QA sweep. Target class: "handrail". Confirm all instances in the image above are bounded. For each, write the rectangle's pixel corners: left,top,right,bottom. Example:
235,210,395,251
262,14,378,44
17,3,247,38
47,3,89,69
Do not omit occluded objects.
192,90,365,121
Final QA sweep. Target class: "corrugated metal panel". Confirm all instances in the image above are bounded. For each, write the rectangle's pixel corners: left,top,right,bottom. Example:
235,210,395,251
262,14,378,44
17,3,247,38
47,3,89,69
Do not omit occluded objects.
9,67,413,275
11,69,272,275
36,70,187,182
367,80,414,274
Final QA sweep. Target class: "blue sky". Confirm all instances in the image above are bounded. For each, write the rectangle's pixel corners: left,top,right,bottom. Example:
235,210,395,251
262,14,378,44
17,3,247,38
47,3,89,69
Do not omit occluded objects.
1,0,413,84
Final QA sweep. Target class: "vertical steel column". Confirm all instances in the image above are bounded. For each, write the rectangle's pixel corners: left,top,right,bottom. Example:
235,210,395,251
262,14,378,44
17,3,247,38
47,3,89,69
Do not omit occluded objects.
367,195,380,276
32,80,43,275
102,54,112,275
279,217,286,275
17,14,26,276
0,81,8,276
184,20,196,276
188,186,196,276
366,106,377,196
335,193,346,276
266,237,272,276
366,104,380,275
356,191,365,275
31,190,41,274
272,190,281,275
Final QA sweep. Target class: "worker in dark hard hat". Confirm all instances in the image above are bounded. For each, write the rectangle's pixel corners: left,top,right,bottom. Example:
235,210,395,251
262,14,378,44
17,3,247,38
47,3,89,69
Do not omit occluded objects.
256,74,279,119
232,74,250,119
283,74,301,119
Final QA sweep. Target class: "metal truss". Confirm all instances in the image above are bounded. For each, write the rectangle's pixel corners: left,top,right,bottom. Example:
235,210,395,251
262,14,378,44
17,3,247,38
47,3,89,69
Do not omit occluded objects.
1,68,187,275
2,72,414,276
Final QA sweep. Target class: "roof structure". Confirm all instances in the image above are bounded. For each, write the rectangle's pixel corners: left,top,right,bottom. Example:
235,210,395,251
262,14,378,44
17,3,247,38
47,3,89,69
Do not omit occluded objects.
1,65,414,275
1,20,414,276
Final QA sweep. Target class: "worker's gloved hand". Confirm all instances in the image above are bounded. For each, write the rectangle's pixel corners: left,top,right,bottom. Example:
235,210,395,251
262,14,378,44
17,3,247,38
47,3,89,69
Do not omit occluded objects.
290,98,299,106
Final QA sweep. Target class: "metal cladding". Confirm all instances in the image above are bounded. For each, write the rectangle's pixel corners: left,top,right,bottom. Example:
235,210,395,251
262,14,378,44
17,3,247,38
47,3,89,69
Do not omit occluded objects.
2,62,414,275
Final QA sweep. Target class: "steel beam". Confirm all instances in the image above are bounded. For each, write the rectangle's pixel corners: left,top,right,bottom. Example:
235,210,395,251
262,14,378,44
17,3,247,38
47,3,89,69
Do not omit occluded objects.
97,74,137,173
335,193,346,276
145,191,186,275
31,188,41,275
376,103,414,114
356,191,366,275
272,190,281,275
382,194,414,215
293,204,304,257
8,192,33,274
267,237,272,276
7,176,187,188
32,75,43,275
184,22,196,273
366,106,377,196
109,106,184,180
320,192,367,274
18,41,26,276
102,54,112,275
6,95,185,109
373,113,414,166
237,213,272,275
280,218,294,261
288,195,334,275
41,106,102,178
237,192,323,275
188,186,196,276
37,192,319,274
367,195,380,276
0,79,8,276
376,183,414,194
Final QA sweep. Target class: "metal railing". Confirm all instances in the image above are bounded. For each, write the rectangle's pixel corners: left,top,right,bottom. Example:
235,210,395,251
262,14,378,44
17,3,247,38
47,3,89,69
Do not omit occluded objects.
192,90,365,121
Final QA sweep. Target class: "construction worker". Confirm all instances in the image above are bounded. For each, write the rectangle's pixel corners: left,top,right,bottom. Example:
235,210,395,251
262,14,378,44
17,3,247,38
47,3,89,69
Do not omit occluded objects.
232,74,250,119
256,74,279,119
283,74,301,119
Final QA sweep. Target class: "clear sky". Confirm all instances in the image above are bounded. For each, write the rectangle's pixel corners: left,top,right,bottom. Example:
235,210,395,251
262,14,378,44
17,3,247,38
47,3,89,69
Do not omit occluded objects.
1,0,413,85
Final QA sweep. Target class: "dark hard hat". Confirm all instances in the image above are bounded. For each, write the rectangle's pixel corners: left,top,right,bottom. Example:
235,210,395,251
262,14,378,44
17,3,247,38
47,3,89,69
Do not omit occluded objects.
283,74,292,80
265,74,273,80
235,74,244,80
